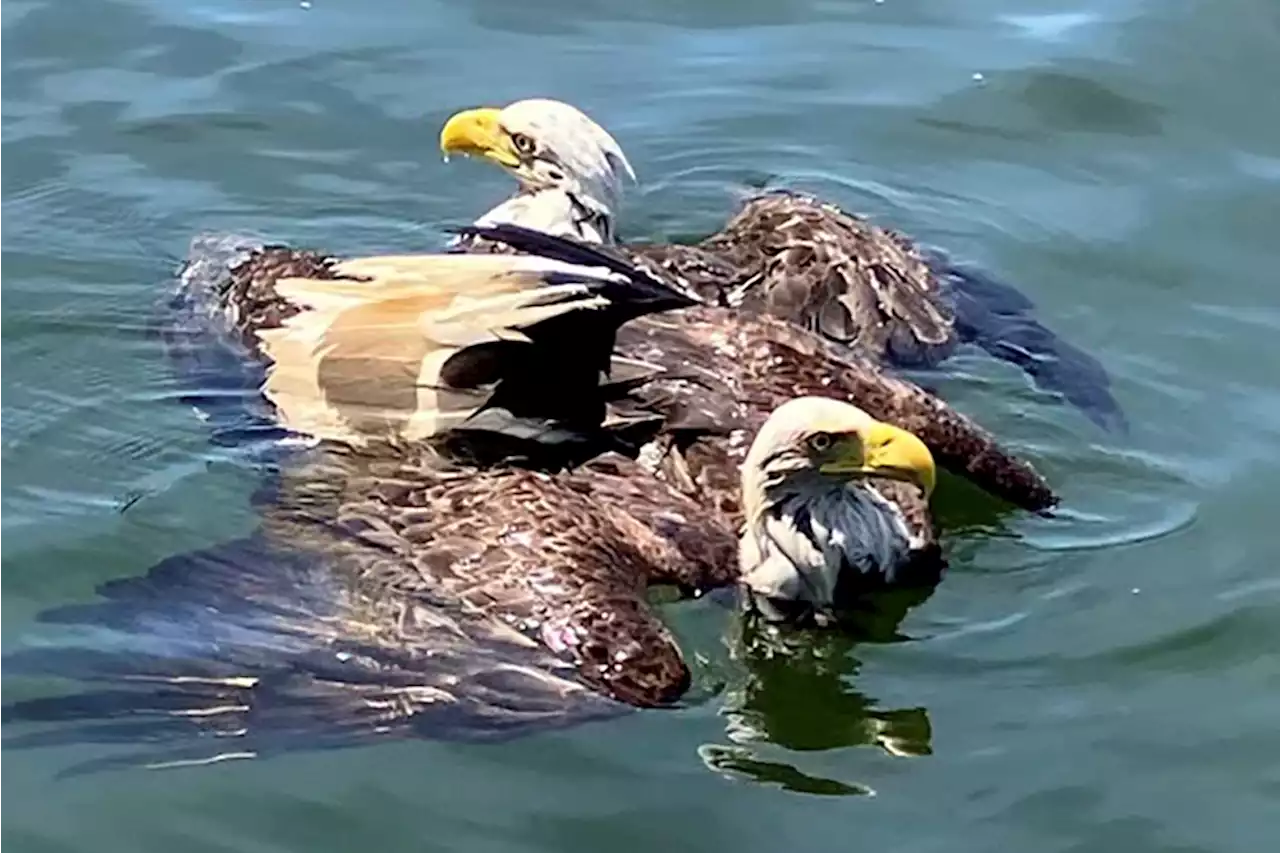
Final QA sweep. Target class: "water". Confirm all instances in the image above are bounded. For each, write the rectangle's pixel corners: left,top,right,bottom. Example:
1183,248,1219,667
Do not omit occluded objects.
4,0,1279,849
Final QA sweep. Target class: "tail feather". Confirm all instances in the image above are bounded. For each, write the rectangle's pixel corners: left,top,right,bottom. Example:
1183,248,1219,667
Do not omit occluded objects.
931,257,1128,433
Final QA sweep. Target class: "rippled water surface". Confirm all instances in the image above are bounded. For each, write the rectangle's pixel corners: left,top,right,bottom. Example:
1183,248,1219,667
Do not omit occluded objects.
4,1,1280,850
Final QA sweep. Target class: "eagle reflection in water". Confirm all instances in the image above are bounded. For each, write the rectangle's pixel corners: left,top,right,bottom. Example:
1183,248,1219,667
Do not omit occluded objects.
696,583,936,797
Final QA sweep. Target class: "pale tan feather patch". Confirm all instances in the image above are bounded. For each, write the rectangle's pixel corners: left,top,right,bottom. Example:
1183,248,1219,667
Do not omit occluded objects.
255,256,617,447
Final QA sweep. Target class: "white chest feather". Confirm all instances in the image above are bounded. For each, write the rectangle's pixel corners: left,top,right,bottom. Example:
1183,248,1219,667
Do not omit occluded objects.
739,484,915,606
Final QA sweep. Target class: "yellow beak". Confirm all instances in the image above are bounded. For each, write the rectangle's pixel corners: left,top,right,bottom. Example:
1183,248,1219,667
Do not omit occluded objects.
820,422,937,497
439,107,521,169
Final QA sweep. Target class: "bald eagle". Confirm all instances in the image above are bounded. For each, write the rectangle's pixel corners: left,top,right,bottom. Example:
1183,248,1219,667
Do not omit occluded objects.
2,396,931,774
4,96,1073,770
181,217,1052,609
4,223,1043,773
161,143,1055,515
440,98,1125,432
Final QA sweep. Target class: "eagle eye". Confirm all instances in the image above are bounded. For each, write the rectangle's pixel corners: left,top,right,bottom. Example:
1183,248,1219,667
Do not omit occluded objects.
510,132,536,155
808,432,833,453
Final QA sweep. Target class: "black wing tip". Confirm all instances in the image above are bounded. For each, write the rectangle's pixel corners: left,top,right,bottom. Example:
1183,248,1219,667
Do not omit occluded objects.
937,260,1130,434
449,223,697,310
1069,386,1129,435
999,472,1059,515
1035,490,1062,515
448,223,621,267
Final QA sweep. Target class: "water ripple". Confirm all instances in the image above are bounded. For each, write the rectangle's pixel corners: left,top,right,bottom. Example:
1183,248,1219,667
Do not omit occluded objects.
4,0,1280,847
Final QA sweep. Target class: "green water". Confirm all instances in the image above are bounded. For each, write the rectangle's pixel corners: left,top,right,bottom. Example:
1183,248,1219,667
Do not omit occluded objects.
4,0,1279,849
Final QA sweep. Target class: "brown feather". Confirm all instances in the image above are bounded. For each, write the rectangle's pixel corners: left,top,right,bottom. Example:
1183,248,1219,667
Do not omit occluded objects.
617,307,1056,515
625,190,957,366
256,444,742,709
126,224,1055,737
1,444,740,769
187,231,1055,510
442,191,1055,511
190,231,1056,510
287,444,739,708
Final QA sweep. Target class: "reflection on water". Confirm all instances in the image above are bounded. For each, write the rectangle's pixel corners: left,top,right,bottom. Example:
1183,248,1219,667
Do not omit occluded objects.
700,588,936,796
5,0,1280,849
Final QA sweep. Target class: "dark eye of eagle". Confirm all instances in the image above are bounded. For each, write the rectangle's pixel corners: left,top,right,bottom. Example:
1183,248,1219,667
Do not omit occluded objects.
510,132,536,155
808,432,833,453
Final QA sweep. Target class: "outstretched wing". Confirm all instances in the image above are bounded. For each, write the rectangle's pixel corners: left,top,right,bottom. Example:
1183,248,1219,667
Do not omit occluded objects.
255,225,693,449
3,534,627,778
3,447,734,776
255,444,733,707
168,225,696,455
626,190,956,367
616,307,1058,514
256,260,610,447
626,189,1125,431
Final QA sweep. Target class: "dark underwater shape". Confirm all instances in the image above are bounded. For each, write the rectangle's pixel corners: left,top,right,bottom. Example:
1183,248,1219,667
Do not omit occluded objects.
2,533,630,777
2,533,943,780
928,254,1128,433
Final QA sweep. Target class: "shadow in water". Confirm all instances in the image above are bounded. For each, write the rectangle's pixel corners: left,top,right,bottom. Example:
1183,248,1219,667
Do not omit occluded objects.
698,584,937,796
932,468,1033,537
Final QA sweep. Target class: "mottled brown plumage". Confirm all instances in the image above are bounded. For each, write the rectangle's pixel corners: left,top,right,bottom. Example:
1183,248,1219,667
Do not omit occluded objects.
265,442,739,708
5,228,1049,763
2,379,948,772
216,244,339,335
2,443,739,773
371,242,1055,517
160,213,1056,708
614,307,1055,516
624,191,956,368
2,106,1076,773
178,225,696,468
199,217,1054,514
442,99,1125,431
167,225,1054,662
194,240,1054,510
7,227,907,772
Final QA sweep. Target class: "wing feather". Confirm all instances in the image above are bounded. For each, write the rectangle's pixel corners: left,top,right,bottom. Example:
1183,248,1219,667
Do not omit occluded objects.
626,190,956,366
626,190,1124,428
4,446,738,774
615,308,1058,513
256,261,619,447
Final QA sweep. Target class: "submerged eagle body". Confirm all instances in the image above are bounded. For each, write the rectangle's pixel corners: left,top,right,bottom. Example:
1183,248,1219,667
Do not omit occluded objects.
3,223,1002,773
441,99,1126,432
3,446,736,775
